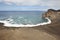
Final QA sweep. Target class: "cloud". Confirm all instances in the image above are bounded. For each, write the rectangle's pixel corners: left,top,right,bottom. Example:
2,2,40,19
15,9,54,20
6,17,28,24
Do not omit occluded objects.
0,0,60,10
0,0,2,2
0,0,59,6
2,0,40,6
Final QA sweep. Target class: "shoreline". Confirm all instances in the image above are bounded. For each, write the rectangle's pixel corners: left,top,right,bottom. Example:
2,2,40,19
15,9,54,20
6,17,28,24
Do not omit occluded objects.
0,19,60,40
0,9,60,40
0,17,51,27
0,17,60,40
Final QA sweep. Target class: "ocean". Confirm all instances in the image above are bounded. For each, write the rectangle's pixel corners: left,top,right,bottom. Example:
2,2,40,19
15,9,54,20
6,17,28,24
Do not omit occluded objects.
0,11,51,27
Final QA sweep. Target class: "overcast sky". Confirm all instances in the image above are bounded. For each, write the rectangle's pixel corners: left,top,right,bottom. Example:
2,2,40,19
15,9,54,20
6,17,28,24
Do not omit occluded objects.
0,0,60,11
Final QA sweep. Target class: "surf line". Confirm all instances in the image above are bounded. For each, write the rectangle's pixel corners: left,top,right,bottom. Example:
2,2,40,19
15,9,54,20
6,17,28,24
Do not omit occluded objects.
0,17,51,27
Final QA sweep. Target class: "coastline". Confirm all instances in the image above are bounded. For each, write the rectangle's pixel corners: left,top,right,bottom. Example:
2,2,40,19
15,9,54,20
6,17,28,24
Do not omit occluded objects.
0,17,51,27
0,19,60,40
0,9,60,40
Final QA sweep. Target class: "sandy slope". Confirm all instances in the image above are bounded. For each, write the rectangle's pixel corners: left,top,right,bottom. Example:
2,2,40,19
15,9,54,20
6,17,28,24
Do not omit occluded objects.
0,23,60,40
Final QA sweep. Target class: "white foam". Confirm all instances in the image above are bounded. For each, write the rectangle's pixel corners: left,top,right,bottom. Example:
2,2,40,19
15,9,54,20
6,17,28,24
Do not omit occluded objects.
0,17,51,27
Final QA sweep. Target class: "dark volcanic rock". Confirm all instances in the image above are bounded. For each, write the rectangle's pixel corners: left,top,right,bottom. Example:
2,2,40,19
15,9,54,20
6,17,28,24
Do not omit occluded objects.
43,9,60,23
0,23,4,26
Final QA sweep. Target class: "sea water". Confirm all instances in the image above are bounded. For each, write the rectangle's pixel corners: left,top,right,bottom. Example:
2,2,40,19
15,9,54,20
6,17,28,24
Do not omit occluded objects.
0,11,51,27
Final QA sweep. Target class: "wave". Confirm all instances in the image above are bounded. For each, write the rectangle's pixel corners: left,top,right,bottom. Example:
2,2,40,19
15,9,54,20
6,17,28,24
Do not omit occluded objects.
0,17,51,27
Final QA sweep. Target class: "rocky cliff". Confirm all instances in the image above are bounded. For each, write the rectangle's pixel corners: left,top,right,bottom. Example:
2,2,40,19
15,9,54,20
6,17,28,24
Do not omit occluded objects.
43,9,60,23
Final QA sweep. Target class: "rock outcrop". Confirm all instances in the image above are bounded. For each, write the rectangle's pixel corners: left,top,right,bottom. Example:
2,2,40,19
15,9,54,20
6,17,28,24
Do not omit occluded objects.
43,9,60,23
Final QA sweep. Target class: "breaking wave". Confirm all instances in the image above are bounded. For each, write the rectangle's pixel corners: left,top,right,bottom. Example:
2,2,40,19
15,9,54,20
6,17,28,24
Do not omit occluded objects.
0,17,51,27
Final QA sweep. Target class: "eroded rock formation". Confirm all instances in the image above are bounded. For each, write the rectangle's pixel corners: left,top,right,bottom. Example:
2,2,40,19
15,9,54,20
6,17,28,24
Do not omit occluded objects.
43,9,60,23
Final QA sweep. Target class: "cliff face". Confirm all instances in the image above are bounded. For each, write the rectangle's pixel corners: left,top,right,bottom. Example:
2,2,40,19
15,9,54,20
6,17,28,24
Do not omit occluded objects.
43,9,60,23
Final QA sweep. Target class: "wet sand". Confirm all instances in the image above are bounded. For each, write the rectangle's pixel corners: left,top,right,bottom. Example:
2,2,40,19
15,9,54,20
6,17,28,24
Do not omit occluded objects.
0,22,60,40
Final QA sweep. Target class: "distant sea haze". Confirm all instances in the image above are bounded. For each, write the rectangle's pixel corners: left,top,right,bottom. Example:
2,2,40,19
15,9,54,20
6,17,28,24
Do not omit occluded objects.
0,11,51,27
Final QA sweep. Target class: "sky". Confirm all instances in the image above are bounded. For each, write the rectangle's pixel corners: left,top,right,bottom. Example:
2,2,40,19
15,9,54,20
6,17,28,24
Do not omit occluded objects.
0,0,60,11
